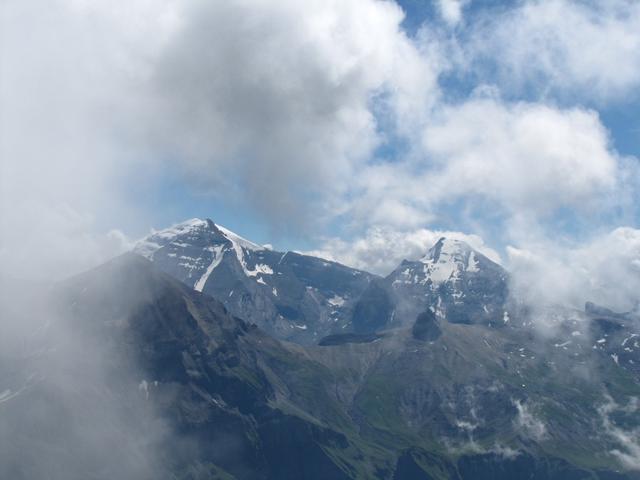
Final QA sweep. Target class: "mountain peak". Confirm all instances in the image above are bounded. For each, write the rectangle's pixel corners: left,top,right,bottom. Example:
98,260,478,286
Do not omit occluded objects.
420,237,473,264
134,218,210,259
134,218,264,260
214,223,263,251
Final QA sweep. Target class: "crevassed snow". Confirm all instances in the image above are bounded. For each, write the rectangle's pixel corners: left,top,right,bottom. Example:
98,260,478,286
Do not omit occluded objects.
194,245,225,292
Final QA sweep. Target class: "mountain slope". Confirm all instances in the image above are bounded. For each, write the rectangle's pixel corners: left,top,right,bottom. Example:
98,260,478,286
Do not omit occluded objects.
3,254,639,479
1,254,386,479
134,219,375,344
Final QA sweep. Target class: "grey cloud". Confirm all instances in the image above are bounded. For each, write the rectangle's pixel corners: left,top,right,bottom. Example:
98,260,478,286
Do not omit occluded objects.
142,0,438,228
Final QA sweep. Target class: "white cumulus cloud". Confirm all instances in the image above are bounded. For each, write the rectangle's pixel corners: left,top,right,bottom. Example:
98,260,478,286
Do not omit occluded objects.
468,0,640,102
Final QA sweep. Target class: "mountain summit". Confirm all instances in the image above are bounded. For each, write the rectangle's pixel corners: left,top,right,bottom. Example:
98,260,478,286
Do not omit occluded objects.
352,236,510,332
417,237,484,286
134,218,375,344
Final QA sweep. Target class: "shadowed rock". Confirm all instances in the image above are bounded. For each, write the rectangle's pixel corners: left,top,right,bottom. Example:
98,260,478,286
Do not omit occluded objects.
412,310,441,341
318,332,384,346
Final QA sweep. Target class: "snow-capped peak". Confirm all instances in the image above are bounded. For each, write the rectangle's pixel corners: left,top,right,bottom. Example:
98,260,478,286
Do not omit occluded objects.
134,218,210,259
420,237,472,264
134,217,264,261
409,237,479,287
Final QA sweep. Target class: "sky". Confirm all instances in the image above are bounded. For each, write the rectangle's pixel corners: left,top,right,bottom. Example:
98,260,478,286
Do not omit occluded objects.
2,0,640,310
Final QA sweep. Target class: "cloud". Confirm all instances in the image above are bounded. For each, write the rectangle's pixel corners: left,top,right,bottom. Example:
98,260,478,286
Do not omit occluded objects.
0,0,439,278
599,395,640,471
423,98,619,215
513,399,547,441
343,96,624,236
1,0,638,305
308,226,500,275
437,0,468,26
508,227,640,311
143,0,439,226
0,0,150,280
467,0,640,102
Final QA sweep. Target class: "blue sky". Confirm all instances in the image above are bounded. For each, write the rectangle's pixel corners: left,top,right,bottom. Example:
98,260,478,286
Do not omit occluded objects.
3,0,640,299
119,0,639,256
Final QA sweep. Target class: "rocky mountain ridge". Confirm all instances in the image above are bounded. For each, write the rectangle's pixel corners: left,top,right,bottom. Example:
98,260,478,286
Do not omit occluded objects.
134,218,375,344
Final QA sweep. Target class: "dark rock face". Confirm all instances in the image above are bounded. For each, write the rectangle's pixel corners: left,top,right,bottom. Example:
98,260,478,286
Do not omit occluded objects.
351,279,394,333
456,453,593,480
586,301,621,318
393,450,633,480
0,255,372,479
392,449,459,480
318,332,384,346
134,219,375,345
412,310,441,341
393,450,437,480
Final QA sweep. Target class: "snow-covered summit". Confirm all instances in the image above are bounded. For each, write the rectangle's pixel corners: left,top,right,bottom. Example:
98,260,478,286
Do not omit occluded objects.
420,237,480,283
134,218,263,260
420,237,473,264
394,237,482,288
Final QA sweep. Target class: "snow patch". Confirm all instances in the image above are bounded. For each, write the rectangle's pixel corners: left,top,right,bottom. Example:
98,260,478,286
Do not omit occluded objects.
467,251,479,272
194,245,225,292
245,263,274,277
327,295,345,307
